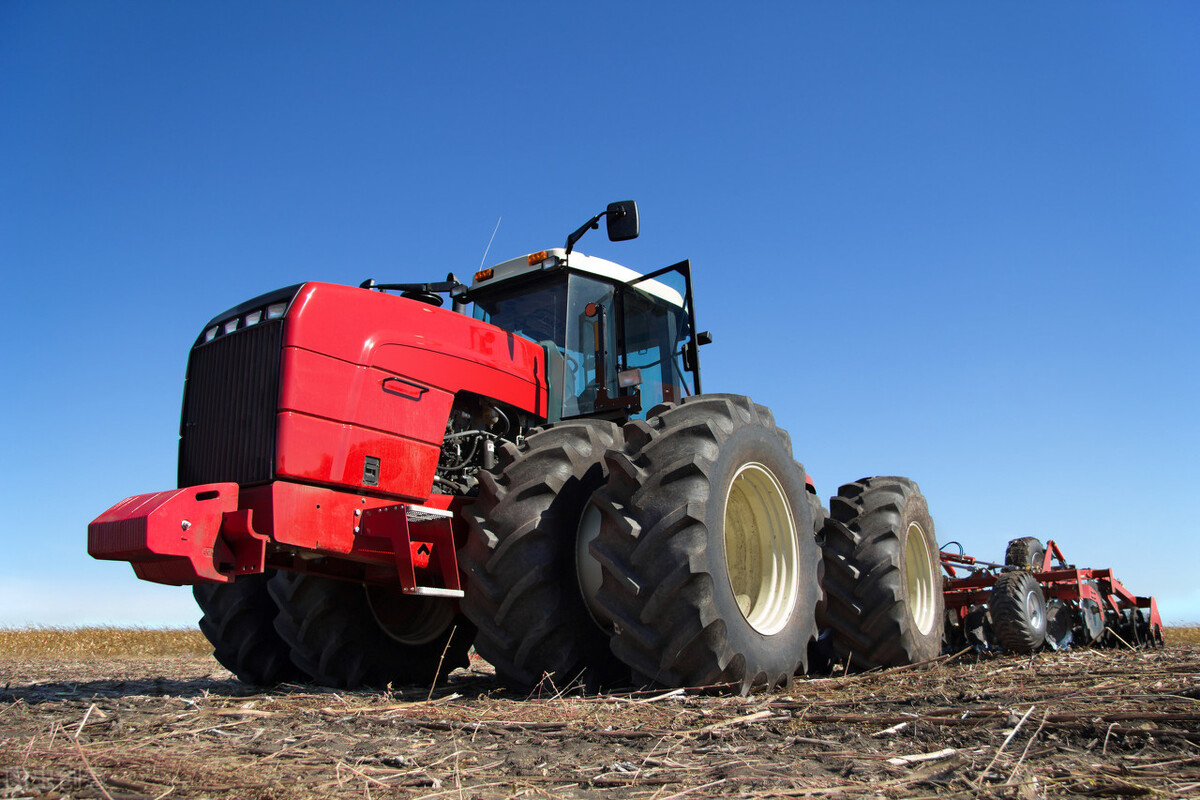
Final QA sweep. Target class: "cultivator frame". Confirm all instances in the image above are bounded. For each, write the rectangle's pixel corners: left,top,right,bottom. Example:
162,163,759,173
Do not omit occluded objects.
941,538,1163,653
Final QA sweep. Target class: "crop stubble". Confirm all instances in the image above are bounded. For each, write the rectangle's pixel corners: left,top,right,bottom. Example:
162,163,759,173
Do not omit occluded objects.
1,629,1199,799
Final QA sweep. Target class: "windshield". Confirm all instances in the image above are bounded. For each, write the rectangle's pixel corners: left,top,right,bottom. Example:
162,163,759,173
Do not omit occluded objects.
471,275,567,344
472,270,690,420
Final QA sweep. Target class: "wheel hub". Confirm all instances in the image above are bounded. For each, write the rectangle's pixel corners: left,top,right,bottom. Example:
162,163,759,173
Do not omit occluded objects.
366,585,455,646
1024,588,1044,631
903,521,938,636
723,463,799,636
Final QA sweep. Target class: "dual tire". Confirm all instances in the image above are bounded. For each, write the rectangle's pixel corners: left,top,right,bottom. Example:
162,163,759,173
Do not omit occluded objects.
590,395,821,692
462,394,822,694
194,571,474,689
268,573,474,689
193,570,303,686
818,477,944,669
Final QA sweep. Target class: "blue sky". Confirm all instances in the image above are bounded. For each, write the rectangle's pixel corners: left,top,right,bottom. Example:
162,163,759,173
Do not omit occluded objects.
2,2,1198,628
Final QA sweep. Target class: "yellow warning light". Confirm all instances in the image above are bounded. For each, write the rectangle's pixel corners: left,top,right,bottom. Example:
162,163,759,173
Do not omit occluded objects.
527,251,548,266
474,268,494,282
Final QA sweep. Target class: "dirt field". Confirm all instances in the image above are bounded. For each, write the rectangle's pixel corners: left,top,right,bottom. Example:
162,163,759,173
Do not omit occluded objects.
2,632,1199,799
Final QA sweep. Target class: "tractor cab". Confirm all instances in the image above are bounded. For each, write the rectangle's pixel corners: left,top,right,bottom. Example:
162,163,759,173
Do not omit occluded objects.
468,245,704,422
464,201,708,423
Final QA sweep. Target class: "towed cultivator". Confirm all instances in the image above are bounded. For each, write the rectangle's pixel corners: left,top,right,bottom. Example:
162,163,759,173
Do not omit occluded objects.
941,537,1163,654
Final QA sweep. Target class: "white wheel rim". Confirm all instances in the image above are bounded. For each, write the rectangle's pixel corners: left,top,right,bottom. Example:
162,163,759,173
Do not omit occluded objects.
1025,588,1044,630
723,462,799,636
903,521,938,636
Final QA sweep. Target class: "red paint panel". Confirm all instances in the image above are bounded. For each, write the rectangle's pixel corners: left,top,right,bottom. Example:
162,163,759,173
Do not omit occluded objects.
243,483,464,553
278,346,454,454
249,482,372,553
370,343,543,417
283,283,548,415
275,411,440,503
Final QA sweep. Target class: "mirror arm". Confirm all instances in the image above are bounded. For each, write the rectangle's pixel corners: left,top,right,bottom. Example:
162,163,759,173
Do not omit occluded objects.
565,213,605,256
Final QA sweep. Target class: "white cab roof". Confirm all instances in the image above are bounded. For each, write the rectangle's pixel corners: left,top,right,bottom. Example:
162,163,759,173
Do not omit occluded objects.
473,248,684,307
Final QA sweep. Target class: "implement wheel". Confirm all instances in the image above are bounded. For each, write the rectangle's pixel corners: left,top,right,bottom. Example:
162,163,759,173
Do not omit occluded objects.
269,572,474,689
590,394,821,693
818,477,944,669
1076,592,1105,645
990,570,1047,653
1142,612,1165,648
193,570,304,685
459,420,628,691
1044,598,1073,650
1004,537,1046,571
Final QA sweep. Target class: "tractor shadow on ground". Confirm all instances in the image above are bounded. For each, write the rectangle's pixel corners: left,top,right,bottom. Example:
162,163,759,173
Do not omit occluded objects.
0,665,507,706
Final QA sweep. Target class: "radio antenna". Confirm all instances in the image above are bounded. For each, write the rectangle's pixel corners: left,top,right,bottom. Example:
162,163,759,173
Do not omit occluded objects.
479,216,502,269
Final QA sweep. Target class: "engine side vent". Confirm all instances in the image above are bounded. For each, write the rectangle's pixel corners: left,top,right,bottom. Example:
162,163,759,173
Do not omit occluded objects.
178,321,283,488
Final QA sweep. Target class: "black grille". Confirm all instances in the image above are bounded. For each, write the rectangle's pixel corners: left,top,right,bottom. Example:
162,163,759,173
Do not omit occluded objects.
178,321,283,488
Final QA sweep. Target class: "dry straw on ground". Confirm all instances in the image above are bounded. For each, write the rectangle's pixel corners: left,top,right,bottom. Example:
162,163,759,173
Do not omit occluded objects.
1,628,1198,798
0,626,210,659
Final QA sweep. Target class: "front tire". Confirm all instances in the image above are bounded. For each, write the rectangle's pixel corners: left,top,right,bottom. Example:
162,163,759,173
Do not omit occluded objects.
590,395,821,693
193,570,304,686
269,572,474,689
818,477,944,669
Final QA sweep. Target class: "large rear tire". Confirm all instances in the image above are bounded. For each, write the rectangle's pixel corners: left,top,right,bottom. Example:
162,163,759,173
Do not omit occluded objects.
818,477,944,669
590,395,821,693
990,570,1047,653
193,570,304,685
459,420,628,691
269,572,474,689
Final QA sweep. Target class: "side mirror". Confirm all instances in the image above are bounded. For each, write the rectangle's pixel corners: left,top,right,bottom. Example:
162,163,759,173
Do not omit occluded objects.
605,201,639,242
566,200,640,255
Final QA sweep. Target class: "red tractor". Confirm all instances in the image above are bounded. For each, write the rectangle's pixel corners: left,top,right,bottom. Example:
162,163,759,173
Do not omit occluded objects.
90,203,946,692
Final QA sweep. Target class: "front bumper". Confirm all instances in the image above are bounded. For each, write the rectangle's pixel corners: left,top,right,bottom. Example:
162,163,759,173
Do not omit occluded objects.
87,483,266,585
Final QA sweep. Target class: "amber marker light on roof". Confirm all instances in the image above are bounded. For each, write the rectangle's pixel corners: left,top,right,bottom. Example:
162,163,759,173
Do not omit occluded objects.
474,268,494,282
527,251,548,265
